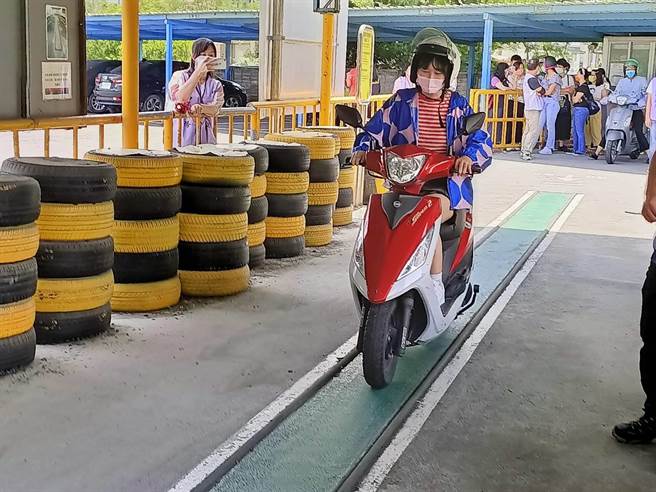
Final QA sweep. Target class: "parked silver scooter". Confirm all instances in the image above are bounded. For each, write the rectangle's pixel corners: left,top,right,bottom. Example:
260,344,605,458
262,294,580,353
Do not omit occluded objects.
605,92,645,164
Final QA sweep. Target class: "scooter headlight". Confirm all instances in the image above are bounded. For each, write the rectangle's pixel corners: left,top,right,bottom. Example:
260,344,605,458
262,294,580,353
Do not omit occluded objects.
354,224,365,275
616,96,628,106
399,228,434,280
386,152,425,184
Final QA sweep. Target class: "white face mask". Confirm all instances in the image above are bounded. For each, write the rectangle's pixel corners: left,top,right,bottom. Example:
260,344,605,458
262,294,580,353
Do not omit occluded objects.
417,76,445,95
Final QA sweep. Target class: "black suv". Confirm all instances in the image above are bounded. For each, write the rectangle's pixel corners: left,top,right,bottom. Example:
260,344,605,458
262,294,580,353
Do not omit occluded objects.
92,60,248,113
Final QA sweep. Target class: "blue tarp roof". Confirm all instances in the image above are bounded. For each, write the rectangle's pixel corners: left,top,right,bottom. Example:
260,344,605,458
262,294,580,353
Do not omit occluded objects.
85,2,656,44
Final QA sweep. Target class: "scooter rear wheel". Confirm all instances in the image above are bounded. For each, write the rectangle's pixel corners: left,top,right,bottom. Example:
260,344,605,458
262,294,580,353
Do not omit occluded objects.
362,301,400,389
606,140,619,165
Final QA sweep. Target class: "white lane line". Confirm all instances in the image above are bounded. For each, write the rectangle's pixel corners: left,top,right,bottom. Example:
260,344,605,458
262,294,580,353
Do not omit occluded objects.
169,334,358,492
357,193,584,492
169,191,544,492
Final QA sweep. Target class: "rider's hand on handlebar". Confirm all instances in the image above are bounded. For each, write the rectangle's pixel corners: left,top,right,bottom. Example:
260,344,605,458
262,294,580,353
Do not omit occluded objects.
454,156,474,176
351,151,366,166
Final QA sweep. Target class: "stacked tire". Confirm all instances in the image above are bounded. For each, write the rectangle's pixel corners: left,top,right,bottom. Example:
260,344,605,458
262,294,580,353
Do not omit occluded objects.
3,157,116,343
255,140,311,259
265,132,338,248
175,149,255,297
84,150,182,312
301,126,356,227
0,173,39,370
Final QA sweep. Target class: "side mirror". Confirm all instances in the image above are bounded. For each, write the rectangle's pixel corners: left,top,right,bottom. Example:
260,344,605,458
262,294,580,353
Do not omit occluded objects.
336,104,363,129
462,112,486,136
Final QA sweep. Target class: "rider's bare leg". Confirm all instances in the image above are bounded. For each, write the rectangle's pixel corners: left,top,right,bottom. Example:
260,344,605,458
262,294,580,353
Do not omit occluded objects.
430,194,453,276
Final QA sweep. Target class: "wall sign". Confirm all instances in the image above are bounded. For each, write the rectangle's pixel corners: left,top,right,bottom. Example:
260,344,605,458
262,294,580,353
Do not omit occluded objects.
46,5,69,60
42,61,72,100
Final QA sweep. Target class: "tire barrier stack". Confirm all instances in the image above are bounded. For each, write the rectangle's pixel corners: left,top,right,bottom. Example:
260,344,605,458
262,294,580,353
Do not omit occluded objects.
265,132,338,247
84,150,182,312
300,126,356,227
175,148,255,297
253,140,310,258
0,173,39,371
3,157,116,343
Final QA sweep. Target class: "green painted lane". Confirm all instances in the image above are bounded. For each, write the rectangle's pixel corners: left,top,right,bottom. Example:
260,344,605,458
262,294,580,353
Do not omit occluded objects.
212,192,573,492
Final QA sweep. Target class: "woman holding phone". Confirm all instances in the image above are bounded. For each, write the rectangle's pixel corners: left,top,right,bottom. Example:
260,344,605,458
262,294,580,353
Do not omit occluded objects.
166,38,225,145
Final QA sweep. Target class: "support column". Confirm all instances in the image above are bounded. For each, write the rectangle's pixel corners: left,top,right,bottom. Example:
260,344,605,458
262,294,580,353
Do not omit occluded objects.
319,13,336,126
225,41,232,80
138,40,143,61
467,44,476,92
165,20,174,91
122,0,139,148
270,0,283,101
480,13,494,90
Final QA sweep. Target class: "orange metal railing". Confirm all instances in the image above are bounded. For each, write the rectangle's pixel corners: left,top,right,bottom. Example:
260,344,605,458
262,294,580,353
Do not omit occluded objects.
469,89,524,150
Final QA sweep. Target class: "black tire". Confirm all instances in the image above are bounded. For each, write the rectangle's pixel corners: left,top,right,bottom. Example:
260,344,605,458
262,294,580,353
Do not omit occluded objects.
338,150,353,168
606,140,619,165
0,328,36,373
113,249,179,283
249,244,266,268
362,301,400,389
252,142,310,173
181,184,251,215
0,259,38,304
114,187,181,220
0,173,41,227
37,238,114,279
2,157,117,203
264,235,305,259
243,145,269,176
309,158,340,183
224,95,242,108
178,239,249,271
305,205,333,226
142,94,164,112
266,193,308,218
248,196,268,224
35,303,111,344
336,187,354,208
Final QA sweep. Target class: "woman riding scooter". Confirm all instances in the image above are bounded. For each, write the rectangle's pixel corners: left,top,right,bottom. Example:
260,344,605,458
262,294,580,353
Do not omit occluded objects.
351,28,492,306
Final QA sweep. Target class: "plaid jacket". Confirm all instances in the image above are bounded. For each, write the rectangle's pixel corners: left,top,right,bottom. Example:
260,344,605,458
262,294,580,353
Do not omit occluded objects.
354,88,492,209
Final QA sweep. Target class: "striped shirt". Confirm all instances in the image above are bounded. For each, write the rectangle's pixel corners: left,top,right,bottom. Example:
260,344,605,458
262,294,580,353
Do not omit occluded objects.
417,91,451,154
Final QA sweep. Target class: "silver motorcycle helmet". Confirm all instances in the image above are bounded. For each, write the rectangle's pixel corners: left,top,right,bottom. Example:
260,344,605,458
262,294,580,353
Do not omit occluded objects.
410,28,461,91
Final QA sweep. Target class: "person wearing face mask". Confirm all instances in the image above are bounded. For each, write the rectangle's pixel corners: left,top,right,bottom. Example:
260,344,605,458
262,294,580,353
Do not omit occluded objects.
351,28,492,306
537,56,562,155
615,59,649,159
585,69,609,150
555,58,573,152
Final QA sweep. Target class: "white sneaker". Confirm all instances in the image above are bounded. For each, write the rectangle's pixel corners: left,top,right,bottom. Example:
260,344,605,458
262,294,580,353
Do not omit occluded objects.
521,152,532,161
431,276,446,306
538,147,553,155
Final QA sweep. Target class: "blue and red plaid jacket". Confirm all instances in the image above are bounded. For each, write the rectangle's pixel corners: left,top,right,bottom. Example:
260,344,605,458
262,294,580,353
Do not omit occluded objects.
354,88,492,209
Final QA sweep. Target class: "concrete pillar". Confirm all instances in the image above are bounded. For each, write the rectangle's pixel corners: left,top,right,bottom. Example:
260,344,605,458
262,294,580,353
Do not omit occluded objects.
165,20,174,91
467,44,476,92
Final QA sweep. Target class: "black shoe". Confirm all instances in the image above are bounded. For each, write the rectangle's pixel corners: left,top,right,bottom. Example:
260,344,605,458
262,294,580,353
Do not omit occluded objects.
589,152,599,160
630,150,641,160
612,414,656,444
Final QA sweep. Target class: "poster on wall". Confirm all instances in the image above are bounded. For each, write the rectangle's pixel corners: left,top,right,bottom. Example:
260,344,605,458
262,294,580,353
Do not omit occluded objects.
46,5,69,60
42,62,72,100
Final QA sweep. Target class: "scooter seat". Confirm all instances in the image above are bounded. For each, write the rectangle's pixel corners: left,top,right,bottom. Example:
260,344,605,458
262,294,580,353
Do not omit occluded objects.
440,210,466,242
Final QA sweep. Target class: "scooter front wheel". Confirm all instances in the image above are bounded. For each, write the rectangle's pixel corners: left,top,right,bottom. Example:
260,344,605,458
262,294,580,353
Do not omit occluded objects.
362,301,400,389
606,140,620,165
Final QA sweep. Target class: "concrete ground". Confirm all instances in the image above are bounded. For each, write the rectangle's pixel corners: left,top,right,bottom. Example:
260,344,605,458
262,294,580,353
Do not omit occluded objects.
0,145,654,491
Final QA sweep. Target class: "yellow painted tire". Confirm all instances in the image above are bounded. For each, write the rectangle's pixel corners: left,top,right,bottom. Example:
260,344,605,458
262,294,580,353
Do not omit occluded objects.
38,202,113,241
265,215,305,238
0,298,35,339
304,222,333,247
84,152,182,188
0,223,39,264
179,266,250,297
113,216,180,253
338,167,356,189
265,172,309,195
111,276,181,312
250,174,267,198
299,126,356,150
179,213,248,243
248,221,266,247
308,181,339,206
180,153,255,186
36,271,114,313
333,206,354,227
265,132,336,160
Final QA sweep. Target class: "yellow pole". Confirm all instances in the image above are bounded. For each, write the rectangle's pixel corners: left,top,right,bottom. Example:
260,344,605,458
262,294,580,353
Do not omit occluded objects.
122,0,139,148
319,13,335,126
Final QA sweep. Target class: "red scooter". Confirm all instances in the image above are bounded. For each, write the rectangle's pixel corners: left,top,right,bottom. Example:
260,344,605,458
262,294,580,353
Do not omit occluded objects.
336,105,485,389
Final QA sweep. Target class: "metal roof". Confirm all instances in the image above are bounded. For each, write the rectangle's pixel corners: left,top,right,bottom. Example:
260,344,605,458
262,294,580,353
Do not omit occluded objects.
85,2,656,44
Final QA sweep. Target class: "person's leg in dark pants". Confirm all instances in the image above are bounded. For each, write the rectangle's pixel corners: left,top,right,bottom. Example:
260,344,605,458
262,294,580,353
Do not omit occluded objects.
632,109,649,153
613,261,656,443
